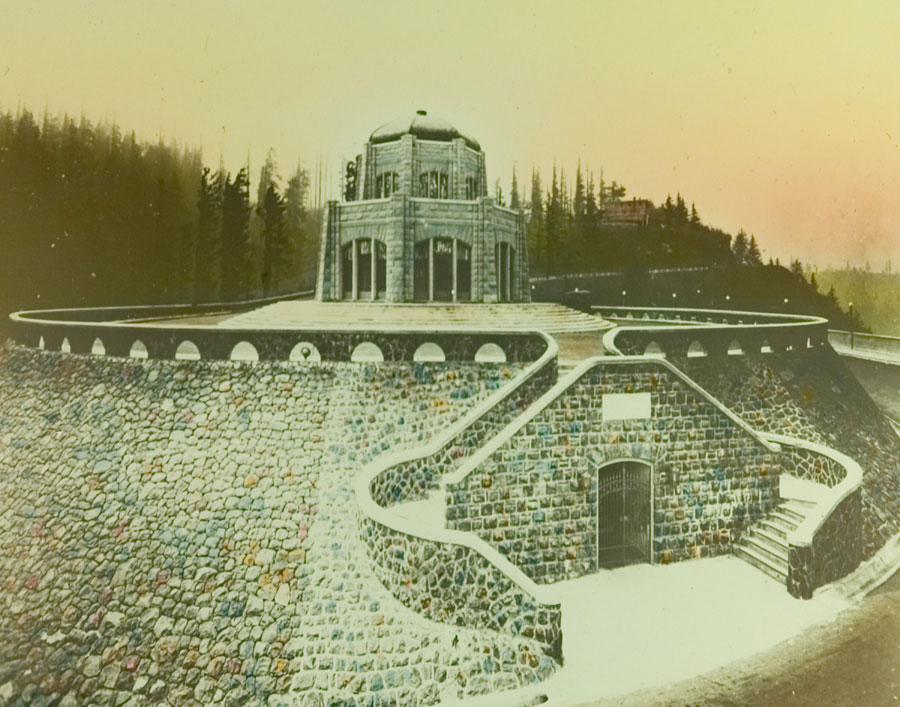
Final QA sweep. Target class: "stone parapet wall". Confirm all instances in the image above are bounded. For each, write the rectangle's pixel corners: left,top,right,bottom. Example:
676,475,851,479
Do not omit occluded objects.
597,306,829,360
9,311,547,365
780,446,847,488
445,358,781,583
788,489,863,599
360,519,562,662
683,351,900,553
770,438,865,599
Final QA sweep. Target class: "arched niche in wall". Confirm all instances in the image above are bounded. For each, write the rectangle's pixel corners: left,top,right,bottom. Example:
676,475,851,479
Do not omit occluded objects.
414,342,446,362
727,339,744,356
38,336,45,350
230,341,259,362
175,340,201,361
351,342,384,363
760,339,774,354
290,342,322,363
60,337,71,354
474,342,506,363
643,341,665,357
130,340,149,359
91,338,106,356
686,340,707,358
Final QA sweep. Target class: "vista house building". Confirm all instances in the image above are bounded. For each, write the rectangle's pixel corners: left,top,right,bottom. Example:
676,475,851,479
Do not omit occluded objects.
316,110,529,303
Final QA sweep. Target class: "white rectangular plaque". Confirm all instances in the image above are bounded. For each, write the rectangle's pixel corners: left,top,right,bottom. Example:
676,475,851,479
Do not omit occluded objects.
602,392,652,422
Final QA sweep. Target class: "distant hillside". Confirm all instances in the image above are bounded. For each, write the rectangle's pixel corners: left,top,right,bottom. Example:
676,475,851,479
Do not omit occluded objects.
812,270,900,336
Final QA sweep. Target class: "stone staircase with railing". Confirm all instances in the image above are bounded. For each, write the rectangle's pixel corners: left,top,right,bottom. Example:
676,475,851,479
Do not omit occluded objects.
734,498,817,583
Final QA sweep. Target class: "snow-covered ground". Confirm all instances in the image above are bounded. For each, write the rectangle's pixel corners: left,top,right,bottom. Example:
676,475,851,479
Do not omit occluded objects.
447,556,848,706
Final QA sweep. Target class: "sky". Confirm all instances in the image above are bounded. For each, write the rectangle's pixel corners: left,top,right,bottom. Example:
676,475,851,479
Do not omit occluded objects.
2,0,899,268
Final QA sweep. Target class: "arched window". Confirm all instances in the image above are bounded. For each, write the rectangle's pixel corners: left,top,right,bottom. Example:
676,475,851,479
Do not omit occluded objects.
91,338,106,356
465,176,480,200
727,339,744,356
413,238,472,302
419,171,448,199
376,172,399,198
341,239,387,300
60,337,71,354
38,336,45,350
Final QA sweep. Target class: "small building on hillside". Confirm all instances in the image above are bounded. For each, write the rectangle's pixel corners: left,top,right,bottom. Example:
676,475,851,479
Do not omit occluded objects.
316,110,529,303
603,198,653,227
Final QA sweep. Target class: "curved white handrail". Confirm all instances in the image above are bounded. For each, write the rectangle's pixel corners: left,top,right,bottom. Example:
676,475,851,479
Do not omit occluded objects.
762,433,863,549
355,331,562,607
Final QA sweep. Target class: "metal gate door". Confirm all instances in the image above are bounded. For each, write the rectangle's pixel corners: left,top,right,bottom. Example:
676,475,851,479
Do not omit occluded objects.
596,461,651,569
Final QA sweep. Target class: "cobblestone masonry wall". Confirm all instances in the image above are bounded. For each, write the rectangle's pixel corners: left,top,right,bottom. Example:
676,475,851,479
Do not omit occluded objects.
683,351,900,554
0,344,556,705
788,490,864,599
445,361,781,583
361,359,561,659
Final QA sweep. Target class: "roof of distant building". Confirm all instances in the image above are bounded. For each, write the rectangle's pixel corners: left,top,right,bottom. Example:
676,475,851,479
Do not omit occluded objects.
370,110,481,151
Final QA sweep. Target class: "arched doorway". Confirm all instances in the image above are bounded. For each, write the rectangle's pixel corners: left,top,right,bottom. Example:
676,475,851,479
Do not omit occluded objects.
413,238,472,302
341,238,387,300
596,460,652,569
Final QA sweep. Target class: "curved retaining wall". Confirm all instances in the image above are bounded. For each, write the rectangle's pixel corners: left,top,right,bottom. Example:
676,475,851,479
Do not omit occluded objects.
9,309,547,364
595,306,829,360
765,434,864,599
357,335,564,661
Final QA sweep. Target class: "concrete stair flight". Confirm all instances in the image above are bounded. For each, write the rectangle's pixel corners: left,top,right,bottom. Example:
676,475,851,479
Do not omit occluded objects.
734,499,816,584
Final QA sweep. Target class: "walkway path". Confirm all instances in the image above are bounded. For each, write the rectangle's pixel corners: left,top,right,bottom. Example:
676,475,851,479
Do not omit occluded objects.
214,301,609,334
586,564,900,706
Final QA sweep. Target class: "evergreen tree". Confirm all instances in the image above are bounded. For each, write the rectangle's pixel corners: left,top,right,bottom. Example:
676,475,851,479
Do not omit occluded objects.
195,167,224,302
221,168,252,300
545,164,565,275
526,169,545,276
283,163,311,290
690,201,701,225
732,229,749,264
509,165,520,210
260,183,286,297
746,235,763,265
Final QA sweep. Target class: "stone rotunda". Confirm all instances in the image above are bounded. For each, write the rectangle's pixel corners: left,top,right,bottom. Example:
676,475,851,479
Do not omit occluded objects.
316,110,529,304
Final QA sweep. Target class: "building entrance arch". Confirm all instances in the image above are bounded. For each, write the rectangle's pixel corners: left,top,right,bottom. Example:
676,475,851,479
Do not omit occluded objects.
341,238,387,300
413,238,471,302
595,459,652,569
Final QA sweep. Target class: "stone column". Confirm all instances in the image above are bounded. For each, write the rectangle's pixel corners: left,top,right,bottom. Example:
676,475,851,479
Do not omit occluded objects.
351,240,358,301
452,238,458,302
370,238,376,301
428,238,434,302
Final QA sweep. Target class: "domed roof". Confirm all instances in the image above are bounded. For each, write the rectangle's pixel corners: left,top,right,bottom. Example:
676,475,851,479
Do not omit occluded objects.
369,110,481,151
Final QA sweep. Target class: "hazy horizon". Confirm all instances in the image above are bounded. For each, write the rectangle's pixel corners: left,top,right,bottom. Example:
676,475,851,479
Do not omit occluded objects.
2,0,899,269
